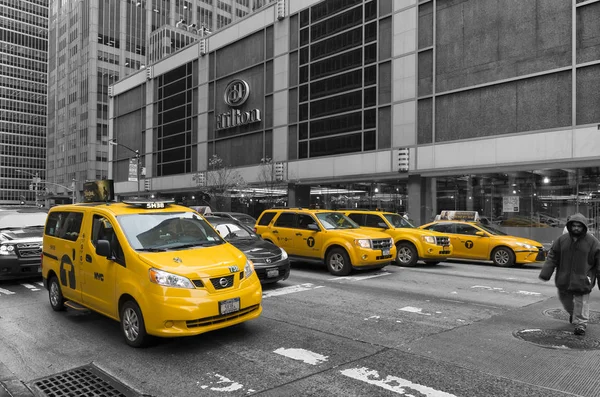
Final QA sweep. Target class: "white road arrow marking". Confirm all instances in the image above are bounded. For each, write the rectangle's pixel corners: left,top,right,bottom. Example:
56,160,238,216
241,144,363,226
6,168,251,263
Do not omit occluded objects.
341,367,458,396
262,283,324,298
273,348,328,365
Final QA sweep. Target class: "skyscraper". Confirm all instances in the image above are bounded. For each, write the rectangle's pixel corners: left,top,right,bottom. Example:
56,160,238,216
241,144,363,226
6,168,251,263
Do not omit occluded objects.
46,0,274,201
0,0,48,206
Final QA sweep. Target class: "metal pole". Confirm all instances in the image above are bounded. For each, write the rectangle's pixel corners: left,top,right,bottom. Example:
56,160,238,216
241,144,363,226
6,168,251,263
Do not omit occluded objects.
136,152,140,197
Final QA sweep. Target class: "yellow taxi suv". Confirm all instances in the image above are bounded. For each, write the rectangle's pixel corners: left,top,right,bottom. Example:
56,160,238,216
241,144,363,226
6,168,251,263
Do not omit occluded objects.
41,197,262,347
339,209,452,267
419,211,545,267
254,208,395,276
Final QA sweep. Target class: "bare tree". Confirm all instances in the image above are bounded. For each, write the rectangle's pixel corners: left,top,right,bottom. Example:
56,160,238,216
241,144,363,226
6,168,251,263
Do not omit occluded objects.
258,157,279,208
203,154,246,211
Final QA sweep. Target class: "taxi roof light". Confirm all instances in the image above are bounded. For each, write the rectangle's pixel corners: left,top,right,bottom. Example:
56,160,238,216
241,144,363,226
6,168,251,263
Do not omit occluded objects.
122,199,176,209
435,210,480,222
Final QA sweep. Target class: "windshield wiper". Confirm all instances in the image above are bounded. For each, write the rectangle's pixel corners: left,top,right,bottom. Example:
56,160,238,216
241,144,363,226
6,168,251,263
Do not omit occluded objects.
137,247,167,252
171,241,222,249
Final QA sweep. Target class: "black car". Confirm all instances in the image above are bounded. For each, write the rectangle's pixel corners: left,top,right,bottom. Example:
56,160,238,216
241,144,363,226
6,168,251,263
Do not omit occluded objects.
0,206,47,280
210,212,258,228
204,216,290,284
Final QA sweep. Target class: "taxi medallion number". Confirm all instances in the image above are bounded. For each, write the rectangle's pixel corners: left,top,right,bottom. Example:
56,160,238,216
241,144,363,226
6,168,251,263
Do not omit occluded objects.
219,297,240,315
267,268,279,278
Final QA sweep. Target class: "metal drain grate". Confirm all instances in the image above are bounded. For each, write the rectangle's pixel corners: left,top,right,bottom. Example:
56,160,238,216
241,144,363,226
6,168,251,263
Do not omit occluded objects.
543,308,600,323
32,364,140,397
514,329,600,350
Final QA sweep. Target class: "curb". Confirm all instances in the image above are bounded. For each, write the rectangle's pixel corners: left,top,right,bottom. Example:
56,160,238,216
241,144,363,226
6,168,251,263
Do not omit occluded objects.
0,363,34,397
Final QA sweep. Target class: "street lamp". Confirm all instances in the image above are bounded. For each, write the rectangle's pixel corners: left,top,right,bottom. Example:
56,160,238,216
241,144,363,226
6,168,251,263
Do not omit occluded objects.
16,169,40,207
109,139,140,197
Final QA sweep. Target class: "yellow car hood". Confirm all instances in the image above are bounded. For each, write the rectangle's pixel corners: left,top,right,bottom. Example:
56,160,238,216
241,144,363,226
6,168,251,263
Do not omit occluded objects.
137,243,246,278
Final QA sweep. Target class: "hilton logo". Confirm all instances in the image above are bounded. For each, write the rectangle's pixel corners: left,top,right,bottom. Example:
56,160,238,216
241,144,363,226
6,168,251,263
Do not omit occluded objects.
216,78,262,131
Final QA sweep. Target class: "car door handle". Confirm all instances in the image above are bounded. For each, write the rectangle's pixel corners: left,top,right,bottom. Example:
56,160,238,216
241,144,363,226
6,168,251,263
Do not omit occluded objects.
296,232,302,236
86,254,92,263
272,230,279,234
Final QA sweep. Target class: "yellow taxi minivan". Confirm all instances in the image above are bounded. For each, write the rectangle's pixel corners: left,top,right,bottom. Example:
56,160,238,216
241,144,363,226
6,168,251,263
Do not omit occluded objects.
339,209,452,267
420,211,545,267
254,208,395,276
42,198,262,347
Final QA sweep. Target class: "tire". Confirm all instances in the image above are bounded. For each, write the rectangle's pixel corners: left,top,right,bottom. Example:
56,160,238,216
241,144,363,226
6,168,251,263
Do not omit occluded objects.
395,242,418,267
326,247,352,276
120,300,149,348
48,276,66,311
491,247,516,267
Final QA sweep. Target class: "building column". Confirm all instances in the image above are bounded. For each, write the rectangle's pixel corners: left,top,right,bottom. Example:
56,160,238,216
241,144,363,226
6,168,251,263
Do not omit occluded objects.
407,175,436,226
288,184,310,208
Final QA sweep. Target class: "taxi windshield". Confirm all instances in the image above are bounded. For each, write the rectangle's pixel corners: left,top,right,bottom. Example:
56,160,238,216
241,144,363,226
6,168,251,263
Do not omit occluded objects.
315,212,358,230
117,212,225,250
383,214,415,228
476,223,507,236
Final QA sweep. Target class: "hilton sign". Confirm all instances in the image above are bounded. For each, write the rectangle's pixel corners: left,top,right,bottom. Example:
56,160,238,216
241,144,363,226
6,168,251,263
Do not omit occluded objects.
215,79,262,130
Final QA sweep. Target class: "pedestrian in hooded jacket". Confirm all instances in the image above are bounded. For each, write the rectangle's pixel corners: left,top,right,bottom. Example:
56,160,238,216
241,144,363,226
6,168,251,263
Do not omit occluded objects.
539,213,600,336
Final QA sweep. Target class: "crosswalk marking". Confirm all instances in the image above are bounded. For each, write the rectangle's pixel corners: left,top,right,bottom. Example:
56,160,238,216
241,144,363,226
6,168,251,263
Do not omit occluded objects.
21,283,40,291
341,366,458,396
0,287,16,295
327,270,392,282
262,283,324,298
273,348,328,365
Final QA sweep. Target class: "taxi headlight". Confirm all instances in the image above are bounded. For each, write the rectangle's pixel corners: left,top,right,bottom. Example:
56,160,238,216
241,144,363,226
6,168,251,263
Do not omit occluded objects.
244,260,254,278
422,236,436,244
0,245,15,256
516,242,536,250
149,268,195,289
354,239,372,249
280,248,288,260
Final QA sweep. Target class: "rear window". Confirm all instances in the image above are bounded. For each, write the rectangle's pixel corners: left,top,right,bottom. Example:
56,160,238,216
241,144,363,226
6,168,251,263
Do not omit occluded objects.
257,211,277,226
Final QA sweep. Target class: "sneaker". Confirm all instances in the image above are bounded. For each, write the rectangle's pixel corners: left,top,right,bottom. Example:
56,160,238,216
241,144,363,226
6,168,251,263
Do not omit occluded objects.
574,326,586,336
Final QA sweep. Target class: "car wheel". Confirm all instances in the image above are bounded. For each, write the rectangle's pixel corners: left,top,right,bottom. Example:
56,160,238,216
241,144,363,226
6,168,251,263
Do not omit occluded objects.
48,276,65,311
491,247,516,267
395,242,418,267
120,300,149,348
326,247,352,276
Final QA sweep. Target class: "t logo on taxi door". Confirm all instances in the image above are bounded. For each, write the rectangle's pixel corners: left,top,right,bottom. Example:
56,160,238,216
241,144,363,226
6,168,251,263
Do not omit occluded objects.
59,254,76,289
94,272,104,281
465,240,474,249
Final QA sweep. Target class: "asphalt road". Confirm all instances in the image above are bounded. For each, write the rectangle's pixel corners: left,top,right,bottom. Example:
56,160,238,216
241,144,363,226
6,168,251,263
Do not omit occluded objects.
0,259,596,397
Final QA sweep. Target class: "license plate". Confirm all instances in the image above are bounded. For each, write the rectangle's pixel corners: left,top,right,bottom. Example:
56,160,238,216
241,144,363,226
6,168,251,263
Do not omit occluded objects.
267,269,279,278
37,266,42,273
219,298,240,315
382,249,390,256
439,250,451,255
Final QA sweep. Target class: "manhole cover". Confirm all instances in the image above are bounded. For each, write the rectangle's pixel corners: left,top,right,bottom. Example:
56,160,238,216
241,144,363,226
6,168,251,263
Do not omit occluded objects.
514,329,600,350
543,308,600,324
32,364,141,397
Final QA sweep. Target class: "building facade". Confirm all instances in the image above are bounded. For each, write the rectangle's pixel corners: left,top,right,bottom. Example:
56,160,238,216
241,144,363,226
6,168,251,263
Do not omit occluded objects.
110,0,600,245
0,0,48,205
45,0,274,203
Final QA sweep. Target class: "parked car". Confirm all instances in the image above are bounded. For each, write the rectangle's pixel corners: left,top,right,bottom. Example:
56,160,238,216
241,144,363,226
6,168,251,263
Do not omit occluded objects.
205,216,290,284
0,206,47,280
210,212,258,228
419,220,545,267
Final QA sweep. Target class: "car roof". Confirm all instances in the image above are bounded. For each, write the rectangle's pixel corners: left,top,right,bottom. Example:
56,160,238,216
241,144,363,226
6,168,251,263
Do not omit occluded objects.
47,201,193,217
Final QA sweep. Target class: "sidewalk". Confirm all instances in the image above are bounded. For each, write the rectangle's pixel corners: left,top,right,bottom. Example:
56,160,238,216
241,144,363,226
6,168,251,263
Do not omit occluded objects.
0,362,34,397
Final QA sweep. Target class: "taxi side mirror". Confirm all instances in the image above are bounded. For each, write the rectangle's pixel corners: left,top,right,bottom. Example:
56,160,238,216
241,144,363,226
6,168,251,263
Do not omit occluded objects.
307,223,319,231
475,231,486,237
96,239,112,258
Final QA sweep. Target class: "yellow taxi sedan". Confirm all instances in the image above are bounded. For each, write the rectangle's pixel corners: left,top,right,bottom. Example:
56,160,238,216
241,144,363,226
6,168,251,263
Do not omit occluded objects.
419,220,545,267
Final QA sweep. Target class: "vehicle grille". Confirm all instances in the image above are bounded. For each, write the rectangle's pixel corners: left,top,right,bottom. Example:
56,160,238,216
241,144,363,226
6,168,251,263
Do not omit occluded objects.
372,239,392,249
15,243,42,258
186,304,260,328
209,275,235,290
192,279,204,288
251,253,282,263
535,248,546,261
435,237,450,246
